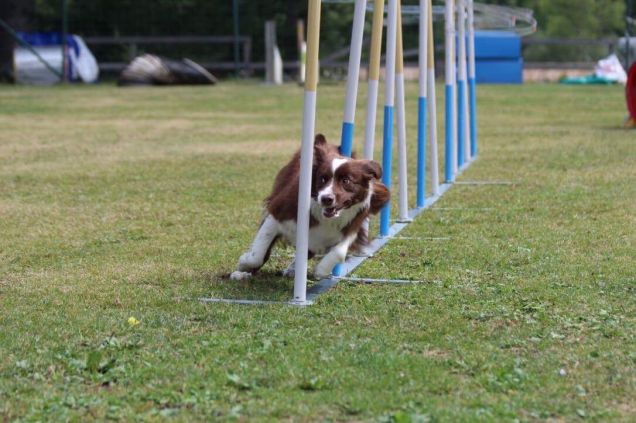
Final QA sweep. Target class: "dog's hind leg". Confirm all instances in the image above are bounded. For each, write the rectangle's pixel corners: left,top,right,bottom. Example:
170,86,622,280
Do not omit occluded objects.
231,215,280,280
350,223,373,257
282,258,295,278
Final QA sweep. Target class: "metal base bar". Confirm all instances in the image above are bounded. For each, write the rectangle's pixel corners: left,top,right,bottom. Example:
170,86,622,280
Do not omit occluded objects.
455,180,515,185
335,276,425,284
391,236,451,241
431,207,493,211
199,297,314,307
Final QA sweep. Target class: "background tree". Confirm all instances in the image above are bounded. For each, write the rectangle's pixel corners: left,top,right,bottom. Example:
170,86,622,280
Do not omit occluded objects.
0,0,629,79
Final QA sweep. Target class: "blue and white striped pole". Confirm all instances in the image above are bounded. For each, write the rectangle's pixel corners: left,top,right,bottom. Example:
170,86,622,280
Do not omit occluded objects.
457,0,468,167
444,0,456,183
427,0,440,195
416,0,428,208
467,0,478,158
333,0,367,277
339,0,367,158
395,1,410,222
380,0,398,237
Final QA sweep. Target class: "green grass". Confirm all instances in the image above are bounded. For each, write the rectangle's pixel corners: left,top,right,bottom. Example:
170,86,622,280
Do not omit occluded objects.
0,81,634,422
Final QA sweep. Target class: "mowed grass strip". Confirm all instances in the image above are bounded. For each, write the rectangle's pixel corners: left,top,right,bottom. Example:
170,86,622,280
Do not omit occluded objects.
0,82,634,421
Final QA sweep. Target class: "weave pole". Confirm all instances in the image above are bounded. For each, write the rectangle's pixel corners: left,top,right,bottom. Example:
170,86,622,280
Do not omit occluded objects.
363,0,385,161
452,4,459,176
444,0,456,183
395,1,410,222
416,0,428,208
333,0,368,277
339,0,367,157
293,0,321,305
457,0,469,166
379,0,399,237
427,0,440,195
467,0,478,158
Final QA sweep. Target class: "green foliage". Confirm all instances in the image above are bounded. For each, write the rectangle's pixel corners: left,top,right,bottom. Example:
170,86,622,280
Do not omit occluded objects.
22,0,629,65
492,0,626,61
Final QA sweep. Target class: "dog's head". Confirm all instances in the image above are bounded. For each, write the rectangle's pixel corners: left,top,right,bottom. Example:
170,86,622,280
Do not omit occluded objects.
311,134,383,219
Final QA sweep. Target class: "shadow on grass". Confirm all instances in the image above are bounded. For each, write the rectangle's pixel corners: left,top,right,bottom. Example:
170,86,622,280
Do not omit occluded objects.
191,269,296,303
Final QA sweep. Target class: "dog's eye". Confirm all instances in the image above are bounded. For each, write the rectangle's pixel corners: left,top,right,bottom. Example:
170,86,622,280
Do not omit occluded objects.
342,177,350,185
320,175,328,184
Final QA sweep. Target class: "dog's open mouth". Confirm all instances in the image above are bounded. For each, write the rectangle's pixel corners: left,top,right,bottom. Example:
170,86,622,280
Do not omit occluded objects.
322,207,340,218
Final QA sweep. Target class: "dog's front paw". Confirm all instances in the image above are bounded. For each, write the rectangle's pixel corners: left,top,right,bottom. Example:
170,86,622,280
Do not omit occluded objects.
237,252,262,272
230,271,253,281
313,263,333,280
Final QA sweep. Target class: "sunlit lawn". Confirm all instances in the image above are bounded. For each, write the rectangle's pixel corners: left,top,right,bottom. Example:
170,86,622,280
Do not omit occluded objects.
0,81,634,421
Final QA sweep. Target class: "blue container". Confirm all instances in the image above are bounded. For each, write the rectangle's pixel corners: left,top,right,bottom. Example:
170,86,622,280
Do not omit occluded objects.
474,31,521,59
476,58,524,84
473,31,523,84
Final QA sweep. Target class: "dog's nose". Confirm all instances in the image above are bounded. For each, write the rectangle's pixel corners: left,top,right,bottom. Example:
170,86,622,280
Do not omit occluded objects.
321,195,334,206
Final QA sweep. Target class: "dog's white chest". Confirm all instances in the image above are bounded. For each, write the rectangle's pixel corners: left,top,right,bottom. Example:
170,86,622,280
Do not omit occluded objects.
307,221,346,254
278,218,343,255
275,201,363,255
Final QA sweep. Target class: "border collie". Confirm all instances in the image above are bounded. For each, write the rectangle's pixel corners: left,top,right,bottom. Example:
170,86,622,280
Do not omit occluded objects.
230,134,390,280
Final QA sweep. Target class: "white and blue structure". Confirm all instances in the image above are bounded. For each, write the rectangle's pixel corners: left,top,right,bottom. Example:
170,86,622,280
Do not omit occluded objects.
339,0,367,158
333,0,368,277
457,0,469,166
427,0,440,196
395,1,410,223
444,0,456,183
379,0,398,237
416,0,429,208
201,0,482,306
467,0,478,157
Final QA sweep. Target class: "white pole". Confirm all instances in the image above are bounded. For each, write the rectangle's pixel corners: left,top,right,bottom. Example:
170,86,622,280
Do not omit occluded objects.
379,0,398,237
395,1,409,222
467,0,478,158
362,0,384,240
340,0,368,157
293,0,321,305
444,0,456,183
427,0,439,195
451,1,458,175
457,0,470,165
363,0,385,160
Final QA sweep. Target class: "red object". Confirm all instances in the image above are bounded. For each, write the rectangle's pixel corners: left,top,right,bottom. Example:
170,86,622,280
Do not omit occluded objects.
628,62,636,119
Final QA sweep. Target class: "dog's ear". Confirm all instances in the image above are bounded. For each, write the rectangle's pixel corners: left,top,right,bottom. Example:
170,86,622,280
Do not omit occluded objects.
314,134,327,146
313,134,330,165
370,181,390,214
361,160,382,180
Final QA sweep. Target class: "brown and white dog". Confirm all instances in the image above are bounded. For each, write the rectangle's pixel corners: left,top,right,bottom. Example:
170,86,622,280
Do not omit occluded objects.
230,134,390,280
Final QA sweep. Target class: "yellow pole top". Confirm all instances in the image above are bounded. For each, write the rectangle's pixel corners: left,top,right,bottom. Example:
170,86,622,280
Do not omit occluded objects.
305,0,321,91
368,0,385,81
395,0,404,73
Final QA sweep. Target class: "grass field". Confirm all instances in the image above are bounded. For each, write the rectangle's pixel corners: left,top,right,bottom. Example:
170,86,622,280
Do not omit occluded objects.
0,81,634,422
